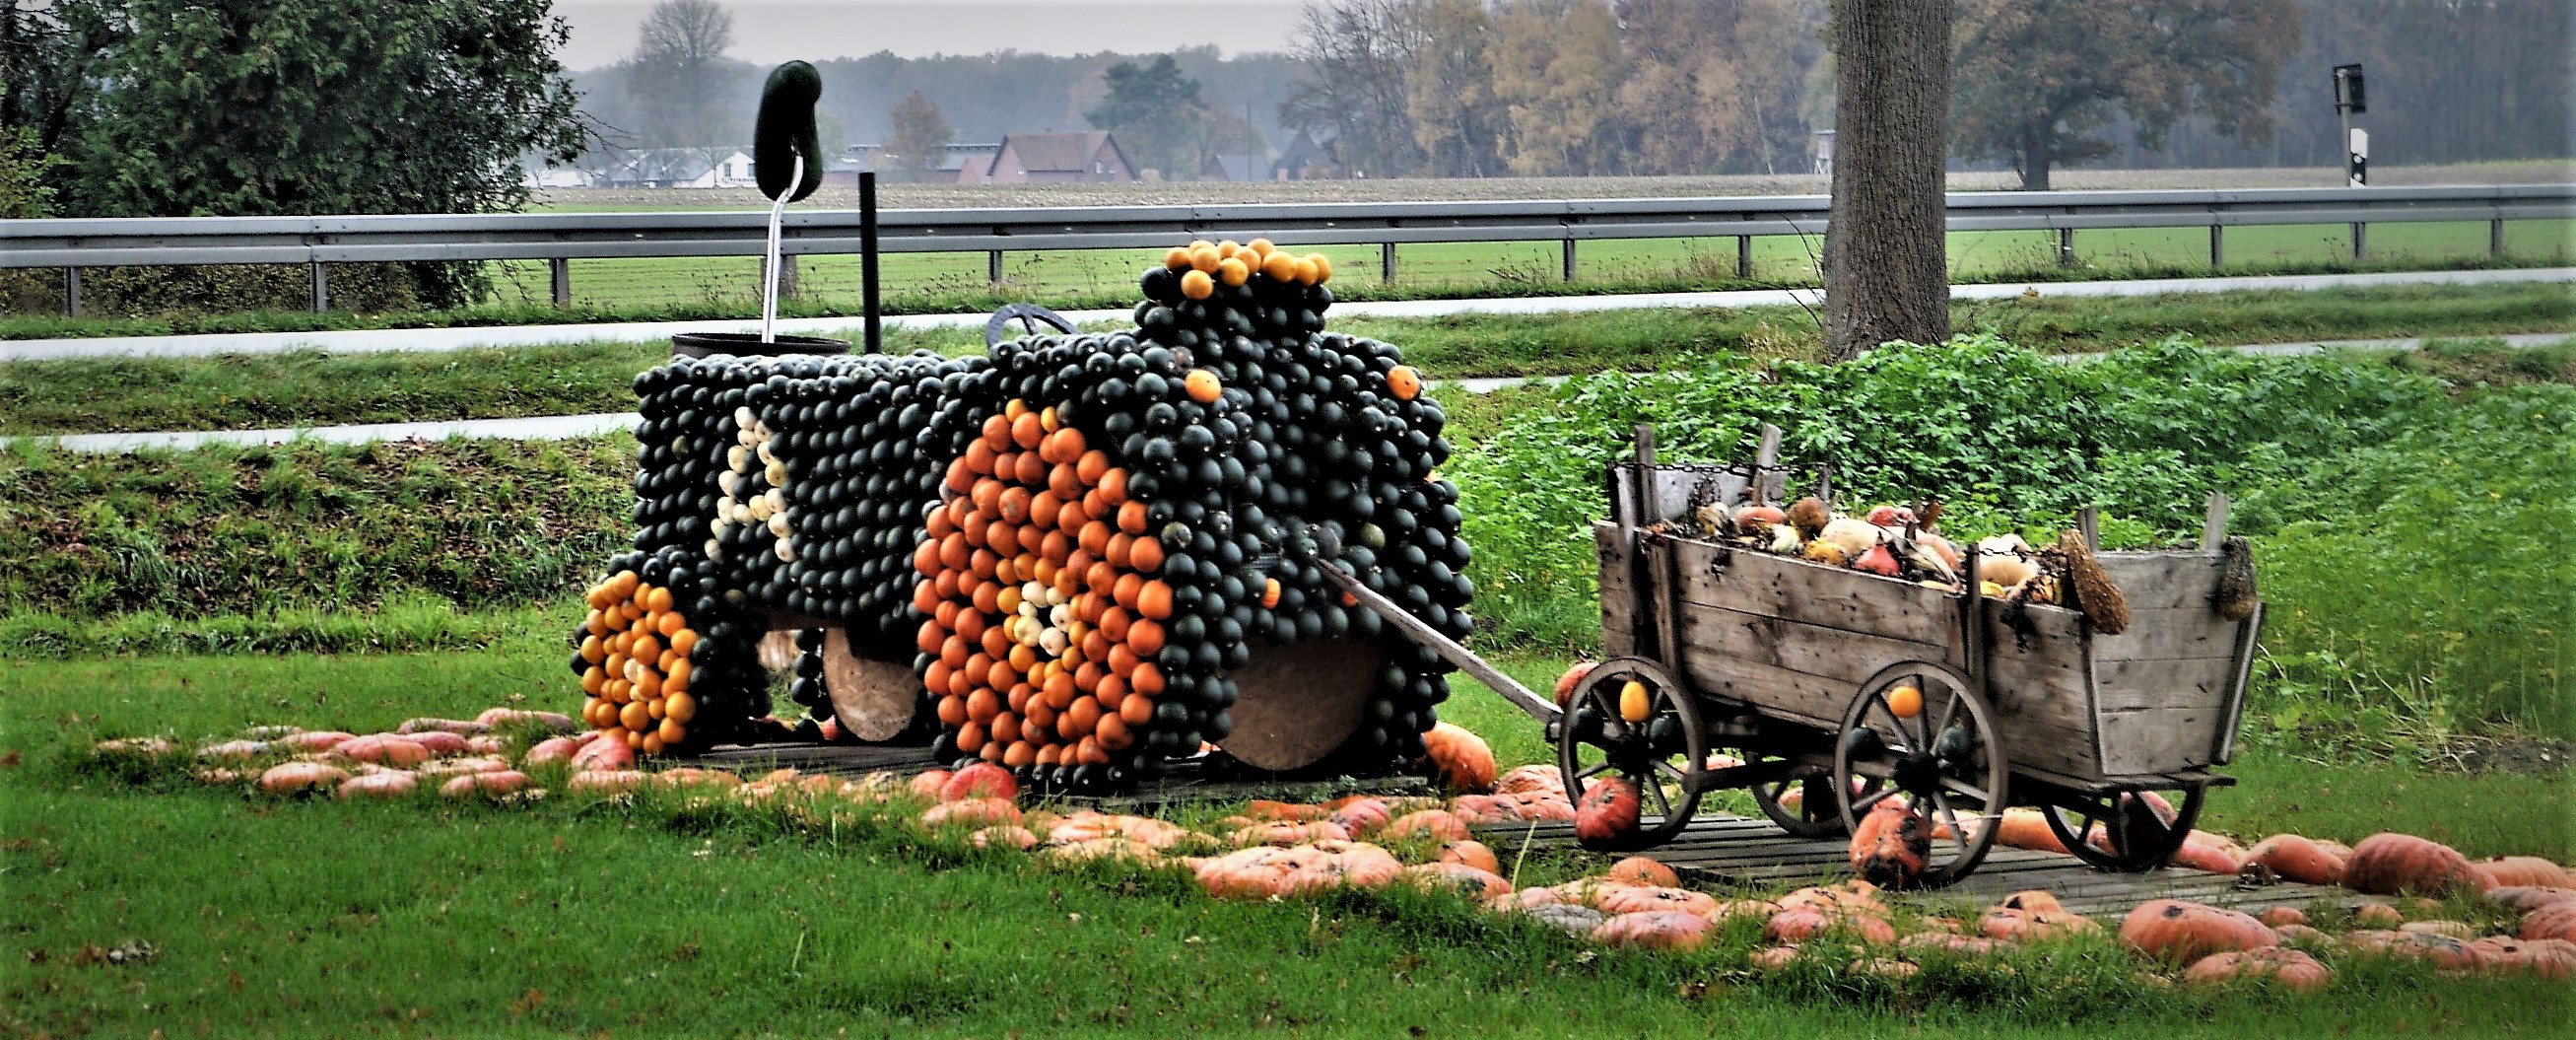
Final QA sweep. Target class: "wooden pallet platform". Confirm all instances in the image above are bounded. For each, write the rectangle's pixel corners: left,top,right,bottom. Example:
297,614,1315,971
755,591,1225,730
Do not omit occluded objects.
664,744,2369,920
1473,815,2381,919
662,741,1431,811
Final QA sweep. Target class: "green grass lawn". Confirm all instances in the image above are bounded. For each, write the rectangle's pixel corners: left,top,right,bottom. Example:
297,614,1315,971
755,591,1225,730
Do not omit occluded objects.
6,284,2570,436
2,642,2567,1038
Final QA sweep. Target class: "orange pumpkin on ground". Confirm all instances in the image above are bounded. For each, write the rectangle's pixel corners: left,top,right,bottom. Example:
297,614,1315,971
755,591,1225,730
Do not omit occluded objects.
2118,899,2278,963
1599,886,1720,921
1573,777,1641,845
1848,798,1932,887
1385,809,1472,842
1603,857,1680,888
2476,856,2572,889
1420,722,1497,794
2183,947,2332,993
2521,901,2576,942
2246,834,2345,886
1438,840,1501,875
1592,911,1712,951
2484,886,2576,912
2342,833,2492,895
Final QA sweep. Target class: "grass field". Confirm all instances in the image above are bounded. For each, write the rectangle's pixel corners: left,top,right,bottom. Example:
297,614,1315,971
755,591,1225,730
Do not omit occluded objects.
8,220,2568,342
2,644,2566,1039
474,220,2576,315
6,284,2570,436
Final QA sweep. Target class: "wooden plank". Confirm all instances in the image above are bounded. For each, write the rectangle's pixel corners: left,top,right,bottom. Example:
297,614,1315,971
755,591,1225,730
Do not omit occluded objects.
1682,601,1947,689
1593,522,1638,658
1676,540,1962,649
2093,656,2238,714
2098,705,2231,775
2096,553,2223,611
2087,609,2244,662
1672,649,1865,732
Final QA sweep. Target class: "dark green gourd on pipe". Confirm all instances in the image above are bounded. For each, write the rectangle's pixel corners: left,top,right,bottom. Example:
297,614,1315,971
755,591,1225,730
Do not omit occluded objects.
755,61,824,202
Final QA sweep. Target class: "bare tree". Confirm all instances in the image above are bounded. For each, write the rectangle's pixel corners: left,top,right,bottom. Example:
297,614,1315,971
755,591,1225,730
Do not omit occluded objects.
1822,0,1951,361
885,90,951,182
624,0,738,148
1282,0,1426,177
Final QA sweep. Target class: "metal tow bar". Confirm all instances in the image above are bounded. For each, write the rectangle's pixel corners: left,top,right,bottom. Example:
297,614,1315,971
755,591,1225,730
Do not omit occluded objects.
1286,526,1564,727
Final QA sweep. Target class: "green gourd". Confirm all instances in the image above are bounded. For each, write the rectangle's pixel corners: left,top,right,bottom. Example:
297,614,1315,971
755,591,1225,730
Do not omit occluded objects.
754,61,823,203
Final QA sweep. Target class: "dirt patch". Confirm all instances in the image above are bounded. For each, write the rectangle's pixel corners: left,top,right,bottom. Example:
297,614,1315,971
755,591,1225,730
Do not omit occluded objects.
540,161,2575,212
2444,736,2573,775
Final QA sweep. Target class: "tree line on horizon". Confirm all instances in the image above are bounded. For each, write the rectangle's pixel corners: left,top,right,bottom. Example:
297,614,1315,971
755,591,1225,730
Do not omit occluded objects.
576,0,2566,188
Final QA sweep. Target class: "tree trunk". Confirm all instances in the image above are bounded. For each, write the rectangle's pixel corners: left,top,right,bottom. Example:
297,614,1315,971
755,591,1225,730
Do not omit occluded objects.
1823,0,1952,362
2020,116,2053,191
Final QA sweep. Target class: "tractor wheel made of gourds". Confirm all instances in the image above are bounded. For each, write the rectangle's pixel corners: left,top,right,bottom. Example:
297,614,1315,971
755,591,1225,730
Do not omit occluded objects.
2041,782,2210,873
1556,658,1705,851
984,304,1078,348
1832,660,2006,887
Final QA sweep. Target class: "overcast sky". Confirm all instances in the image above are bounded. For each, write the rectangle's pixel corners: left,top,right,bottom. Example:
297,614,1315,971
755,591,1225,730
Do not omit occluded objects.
553,0,1308,70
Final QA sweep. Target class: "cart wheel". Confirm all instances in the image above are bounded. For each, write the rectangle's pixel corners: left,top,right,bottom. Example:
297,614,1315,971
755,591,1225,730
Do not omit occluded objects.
2041,782,2209,872
1832,660,2007,887
983,303,1076,347
1557,658,1705,851
1744,756,1871,838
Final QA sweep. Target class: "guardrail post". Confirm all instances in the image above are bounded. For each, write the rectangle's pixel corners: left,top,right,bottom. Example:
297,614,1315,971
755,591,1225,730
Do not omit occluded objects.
549,258,571,308
2056,228,2076,267
1381,242,1396,284
2208,226,2223,268
778,253,799,301
1561,238,1576,282
987,250,1004,286
2490,218,2505,257
63,267,80,316
2351,222,2366,261
308,262,327,313
1735,236,1753,279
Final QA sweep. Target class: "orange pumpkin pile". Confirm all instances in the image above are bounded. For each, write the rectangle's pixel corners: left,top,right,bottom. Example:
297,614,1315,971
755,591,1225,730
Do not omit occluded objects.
577,569,703,756
914,397,1167,773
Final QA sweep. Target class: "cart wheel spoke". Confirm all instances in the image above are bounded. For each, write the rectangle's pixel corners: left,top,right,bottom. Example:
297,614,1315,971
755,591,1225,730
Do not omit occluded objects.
1940,779,1993,805
1907,672,1937,748
1931,683,1962,739
1864,698,1914,752
1575,761,1615,781
1642,773,1673,818
1931,790,1971,856
1850,784,1900,813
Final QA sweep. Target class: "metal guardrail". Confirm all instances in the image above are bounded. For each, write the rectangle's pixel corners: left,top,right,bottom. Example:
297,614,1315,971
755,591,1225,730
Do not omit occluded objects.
5,184,2568,313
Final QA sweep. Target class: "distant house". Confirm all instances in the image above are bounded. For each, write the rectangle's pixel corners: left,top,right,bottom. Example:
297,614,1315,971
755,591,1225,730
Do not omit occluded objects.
594,148,757,189
1200,154,1261,182
1272,128,1342,180
965,131,1133,184
523,164,594,189
850,142,1003,184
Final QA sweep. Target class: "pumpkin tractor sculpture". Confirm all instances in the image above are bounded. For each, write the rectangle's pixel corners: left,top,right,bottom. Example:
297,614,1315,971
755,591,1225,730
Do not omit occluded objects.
572,64,2263,881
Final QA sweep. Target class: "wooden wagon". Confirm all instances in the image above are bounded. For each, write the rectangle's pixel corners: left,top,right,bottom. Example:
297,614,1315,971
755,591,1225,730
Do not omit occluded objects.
1314,424,2265,886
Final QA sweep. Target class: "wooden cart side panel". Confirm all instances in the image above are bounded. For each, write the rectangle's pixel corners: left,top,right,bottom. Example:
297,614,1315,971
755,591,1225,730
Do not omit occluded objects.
2099,705,2232,776
2091,551,2250,775
1675,591,2106,782
1594,522,1638,658
2087,609,2242,660
2093,658,2240,714
2095,554,2225,612
1670,539,1958,648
